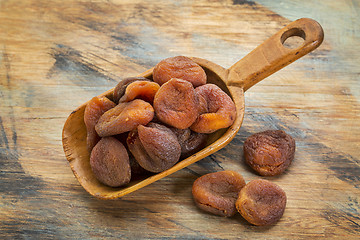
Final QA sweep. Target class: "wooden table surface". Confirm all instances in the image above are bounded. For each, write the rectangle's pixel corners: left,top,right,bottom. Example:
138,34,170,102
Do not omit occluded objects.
1,0,359,239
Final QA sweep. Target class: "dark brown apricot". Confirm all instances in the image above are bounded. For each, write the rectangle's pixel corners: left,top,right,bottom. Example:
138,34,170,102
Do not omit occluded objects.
126,128,151,171
127,123,181,173
119,81,160,103
171,128,207,158
113,133,150,179
236,179,287,226
192,171,246,217
138,123,181,172
113,132,129,146
84,96,116,151
90,137,131,187
243,130,295,176
191,84,236,134
95,99,154,137
128,153,151,180
153,78,198,129
113,77,151,103
153,56,207,87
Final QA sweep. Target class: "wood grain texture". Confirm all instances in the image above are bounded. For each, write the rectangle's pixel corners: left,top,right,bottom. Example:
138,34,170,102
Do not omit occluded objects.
0,0,359,239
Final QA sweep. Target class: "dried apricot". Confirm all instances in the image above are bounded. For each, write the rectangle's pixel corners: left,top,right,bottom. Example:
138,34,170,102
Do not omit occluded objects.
90,137,131,187
243,130,295,176
95,99,154,137
236,179,287,226
190,84,236,133
171,128,207,158
126,128,151,171
127,123,181,173
153,78,198,129
84,96,116,151
192,171,246,217
153,56,207,87
113,133,150,179
119,80,160,104
113,77,151,103
128,153,151,180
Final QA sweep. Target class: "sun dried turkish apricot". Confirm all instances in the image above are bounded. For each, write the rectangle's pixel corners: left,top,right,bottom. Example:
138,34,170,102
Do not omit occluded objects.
153,56,207,87
153,78,199,129
90,137,131,187
190,84,236,133
119,80,160,104
236,179,287,226
192,171,246,217
113,77,151,103
171,128,207,158
127,123,181,173
84,96,116,151
243,130,295,176
95,99,154,137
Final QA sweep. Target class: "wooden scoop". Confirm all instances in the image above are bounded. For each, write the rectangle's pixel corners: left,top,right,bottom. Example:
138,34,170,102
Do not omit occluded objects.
62,18,324,199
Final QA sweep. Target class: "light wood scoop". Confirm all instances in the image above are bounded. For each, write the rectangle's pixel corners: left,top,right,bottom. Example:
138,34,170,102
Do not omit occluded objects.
62,18,324,199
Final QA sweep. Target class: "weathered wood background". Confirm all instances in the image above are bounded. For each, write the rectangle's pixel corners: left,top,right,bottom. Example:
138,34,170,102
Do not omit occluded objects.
0,0,359,239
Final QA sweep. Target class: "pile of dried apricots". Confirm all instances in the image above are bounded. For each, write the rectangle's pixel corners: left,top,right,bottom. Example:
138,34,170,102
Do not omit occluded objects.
84,56,296,226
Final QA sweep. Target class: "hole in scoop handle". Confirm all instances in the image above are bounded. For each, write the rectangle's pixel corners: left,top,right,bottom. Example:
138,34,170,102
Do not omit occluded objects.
228,18,324,91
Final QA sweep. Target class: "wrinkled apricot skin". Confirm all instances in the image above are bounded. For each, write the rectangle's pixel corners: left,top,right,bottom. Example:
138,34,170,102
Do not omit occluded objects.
119,81,160,103
90,137,131,187
153,78,199,129
192,171,246,217
113,77,151,103
171,128,207,158
236,179,287,226
95,99,154,137
190,84,236,134
127,123,181,173
84,96,116,151
243,130,295,176
153,56,207,87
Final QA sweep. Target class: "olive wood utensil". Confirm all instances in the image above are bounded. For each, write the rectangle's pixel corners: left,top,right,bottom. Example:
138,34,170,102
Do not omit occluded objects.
62,18,324,199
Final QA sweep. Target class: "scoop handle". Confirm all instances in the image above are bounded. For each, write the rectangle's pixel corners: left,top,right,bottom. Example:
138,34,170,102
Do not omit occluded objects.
227,18,324,91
